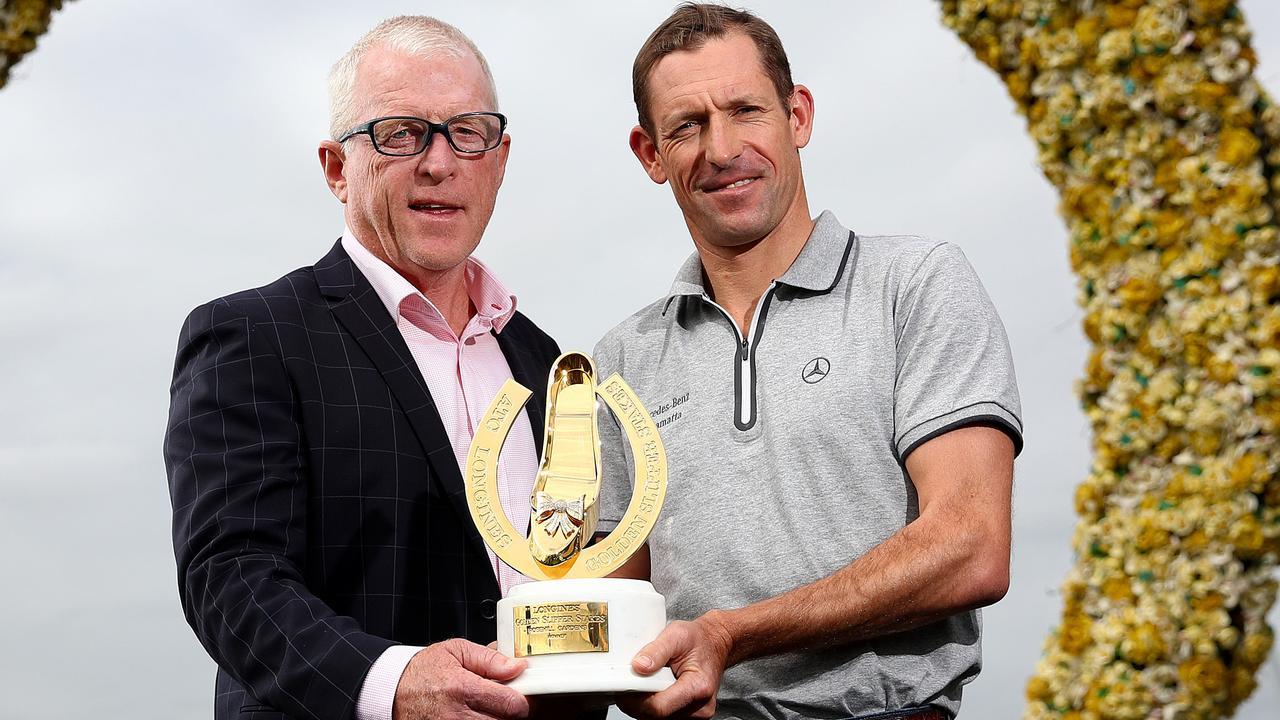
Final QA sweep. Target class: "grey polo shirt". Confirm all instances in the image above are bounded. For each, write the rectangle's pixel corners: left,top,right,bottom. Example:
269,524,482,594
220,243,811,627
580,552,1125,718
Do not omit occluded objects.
593,211,1022,719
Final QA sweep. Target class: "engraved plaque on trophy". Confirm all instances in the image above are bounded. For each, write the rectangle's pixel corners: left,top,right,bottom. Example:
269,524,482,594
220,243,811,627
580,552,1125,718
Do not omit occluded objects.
464,351,676,694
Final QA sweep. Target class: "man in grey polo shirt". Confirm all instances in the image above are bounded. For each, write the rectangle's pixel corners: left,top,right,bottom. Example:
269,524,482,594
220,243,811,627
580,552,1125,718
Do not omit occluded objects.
594,5,1022,720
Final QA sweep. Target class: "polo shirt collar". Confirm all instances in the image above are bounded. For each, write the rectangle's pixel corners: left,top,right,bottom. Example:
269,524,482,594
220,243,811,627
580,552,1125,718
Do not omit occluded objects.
775,210,855,292
664,252,707,303
661,210,855,315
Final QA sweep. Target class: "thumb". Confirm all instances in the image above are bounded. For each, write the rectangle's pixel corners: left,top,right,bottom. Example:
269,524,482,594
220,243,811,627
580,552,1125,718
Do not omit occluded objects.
633,624,680,675
454,640,527,681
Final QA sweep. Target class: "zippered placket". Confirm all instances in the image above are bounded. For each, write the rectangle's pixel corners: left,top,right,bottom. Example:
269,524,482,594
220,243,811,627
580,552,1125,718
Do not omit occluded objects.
701,282,777,431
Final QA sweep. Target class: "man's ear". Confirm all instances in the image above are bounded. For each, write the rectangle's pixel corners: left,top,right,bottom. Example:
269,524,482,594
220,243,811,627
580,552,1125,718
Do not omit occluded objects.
789,84,815,150
629,125,668,185
319,140,348,202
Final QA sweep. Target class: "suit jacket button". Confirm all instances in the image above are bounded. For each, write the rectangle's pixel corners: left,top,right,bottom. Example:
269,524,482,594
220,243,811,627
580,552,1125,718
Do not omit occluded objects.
480,598,497,620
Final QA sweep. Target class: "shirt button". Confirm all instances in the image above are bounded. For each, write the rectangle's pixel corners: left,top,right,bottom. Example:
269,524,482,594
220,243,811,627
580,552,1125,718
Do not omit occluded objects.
480,598,497,620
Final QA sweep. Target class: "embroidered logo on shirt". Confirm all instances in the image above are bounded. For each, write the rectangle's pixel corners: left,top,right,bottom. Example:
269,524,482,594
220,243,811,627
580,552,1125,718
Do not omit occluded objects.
802,357,831,384
648,392,690,429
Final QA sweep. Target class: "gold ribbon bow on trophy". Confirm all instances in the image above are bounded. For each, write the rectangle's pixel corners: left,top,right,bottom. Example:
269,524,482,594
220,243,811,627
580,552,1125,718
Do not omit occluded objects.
532,494,585,539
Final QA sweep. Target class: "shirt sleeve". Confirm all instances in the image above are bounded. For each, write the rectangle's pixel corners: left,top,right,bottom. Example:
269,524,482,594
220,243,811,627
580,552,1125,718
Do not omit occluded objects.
354,645,425,720
893,242,1024,461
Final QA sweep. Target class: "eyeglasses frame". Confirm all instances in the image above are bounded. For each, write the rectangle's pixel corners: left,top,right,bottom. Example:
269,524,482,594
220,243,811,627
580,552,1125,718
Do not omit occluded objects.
337,112,508,156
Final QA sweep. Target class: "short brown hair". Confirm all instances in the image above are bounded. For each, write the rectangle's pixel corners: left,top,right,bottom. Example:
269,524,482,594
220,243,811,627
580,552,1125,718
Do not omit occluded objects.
632,3,794,135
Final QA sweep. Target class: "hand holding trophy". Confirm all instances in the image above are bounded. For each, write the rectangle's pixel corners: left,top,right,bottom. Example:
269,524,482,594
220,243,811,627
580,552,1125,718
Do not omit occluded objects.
464,351,677,694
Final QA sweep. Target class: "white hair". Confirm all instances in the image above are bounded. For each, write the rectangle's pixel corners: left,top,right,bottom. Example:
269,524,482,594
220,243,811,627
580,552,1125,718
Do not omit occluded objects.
327,16,499,141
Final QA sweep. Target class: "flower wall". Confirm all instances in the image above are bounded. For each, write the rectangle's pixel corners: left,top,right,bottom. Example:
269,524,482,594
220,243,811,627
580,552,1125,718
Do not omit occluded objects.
1,0,69,90
940,1,1280,717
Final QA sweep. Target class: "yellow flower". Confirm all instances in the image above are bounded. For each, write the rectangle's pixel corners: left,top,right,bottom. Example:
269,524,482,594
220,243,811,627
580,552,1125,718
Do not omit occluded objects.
1239,628,1274,669
1215,625,1240,651
1121,622,1165,665
1134,4,1185,54
1178,655,1229,700
1103,574,1134,602
1075,14,1103,49
1135,521,1169,553
1118,276,1163,310
1228,666,1258,709
1228,452,1266,493
1248,265,1279,301
1191,592,1224,612
1193,80,1230,108
1038,28,1082,70
1205,356,1236,385
1104,5,1139,31
1190,0,1234,24
1217,127,1262,166
1026,675,1052,702
1076,479,1105,517
1190,430,1222,456
1228,515,1264,558
1060,611,1094,654
1182,528,1209,553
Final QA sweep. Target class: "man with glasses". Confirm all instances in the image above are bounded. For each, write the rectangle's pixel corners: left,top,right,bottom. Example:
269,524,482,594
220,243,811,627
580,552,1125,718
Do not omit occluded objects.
165,16,560,720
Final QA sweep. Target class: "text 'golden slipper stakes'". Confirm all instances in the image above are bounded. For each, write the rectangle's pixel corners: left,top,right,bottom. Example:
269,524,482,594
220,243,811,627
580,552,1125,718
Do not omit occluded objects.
464,351,676,694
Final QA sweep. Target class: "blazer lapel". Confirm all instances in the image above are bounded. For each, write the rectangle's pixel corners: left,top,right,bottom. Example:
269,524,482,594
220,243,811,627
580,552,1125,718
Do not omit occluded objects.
313,241,491,562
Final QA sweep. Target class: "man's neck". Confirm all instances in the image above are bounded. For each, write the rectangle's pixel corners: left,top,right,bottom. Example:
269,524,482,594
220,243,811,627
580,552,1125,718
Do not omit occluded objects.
404,263,473,337
692,200,815,336
349,225,474,337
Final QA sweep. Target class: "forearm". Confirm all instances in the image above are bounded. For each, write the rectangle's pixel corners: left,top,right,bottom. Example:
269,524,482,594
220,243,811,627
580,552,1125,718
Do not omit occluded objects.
711,503,1009,666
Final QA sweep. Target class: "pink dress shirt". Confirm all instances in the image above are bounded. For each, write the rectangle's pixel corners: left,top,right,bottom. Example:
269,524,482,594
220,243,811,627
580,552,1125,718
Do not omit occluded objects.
341,231,539,720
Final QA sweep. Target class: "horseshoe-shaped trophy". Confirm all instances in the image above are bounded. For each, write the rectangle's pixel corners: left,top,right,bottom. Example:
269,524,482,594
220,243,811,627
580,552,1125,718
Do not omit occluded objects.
464,351,676,694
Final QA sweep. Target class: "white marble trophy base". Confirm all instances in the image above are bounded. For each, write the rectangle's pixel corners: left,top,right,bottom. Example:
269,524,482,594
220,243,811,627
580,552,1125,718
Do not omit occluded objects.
497,578,677,696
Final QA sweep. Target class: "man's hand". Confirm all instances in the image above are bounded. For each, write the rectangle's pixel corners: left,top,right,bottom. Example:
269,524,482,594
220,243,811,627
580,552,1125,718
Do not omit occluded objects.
617,613,734,719
483,641,604,719
393,639,530,720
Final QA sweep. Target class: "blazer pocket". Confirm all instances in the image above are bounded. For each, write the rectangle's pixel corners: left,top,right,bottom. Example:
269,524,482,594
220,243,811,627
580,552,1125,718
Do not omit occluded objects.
238,705,286,718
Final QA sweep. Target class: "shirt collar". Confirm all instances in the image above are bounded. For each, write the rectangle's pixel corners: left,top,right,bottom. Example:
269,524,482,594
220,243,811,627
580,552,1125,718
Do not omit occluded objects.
341,228,518,333
661,210,856,315
775,210,857,292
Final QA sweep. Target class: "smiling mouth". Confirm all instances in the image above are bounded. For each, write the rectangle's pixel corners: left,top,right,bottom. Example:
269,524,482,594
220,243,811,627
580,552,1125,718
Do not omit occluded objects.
706,177,759,193
410,204,460,215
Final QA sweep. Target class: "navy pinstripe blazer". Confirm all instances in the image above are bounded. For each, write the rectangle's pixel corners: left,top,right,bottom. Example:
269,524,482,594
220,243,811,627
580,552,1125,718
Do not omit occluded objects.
164,241,559,720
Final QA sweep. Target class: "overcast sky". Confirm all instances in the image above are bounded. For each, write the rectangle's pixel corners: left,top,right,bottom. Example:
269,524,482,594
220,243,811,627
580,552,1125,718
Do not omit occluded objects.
1,1,1278,717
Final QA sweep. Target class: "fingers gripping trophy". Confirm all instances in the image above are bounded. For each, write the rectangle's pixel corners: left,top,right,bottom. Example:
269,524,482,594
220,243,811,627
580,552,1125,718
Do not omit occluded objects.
464,351,677,694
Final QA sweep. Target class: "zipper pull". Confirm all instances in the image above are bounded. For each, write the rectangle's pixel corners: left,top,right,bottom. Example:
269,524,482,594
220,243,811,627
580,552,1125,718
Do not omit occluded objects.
740,339,749,361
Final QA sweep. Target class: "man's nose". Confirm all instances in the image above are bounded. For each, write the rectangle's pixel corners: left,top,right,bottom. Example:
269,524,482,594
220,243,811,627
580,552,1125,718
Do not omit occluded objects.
415,129,459,180
703,114,743,168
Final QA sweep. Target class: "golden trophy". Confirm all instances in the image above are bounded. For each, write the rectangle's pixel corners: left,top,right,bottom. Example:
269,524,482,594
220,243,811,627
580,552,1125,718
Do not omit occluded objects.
464,351,676,694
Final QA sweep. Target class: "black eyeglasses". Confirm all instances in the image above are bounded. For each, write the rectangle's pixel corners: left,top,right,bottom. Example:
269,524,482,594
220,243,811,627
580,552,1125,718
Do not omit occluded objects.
338,112,507,156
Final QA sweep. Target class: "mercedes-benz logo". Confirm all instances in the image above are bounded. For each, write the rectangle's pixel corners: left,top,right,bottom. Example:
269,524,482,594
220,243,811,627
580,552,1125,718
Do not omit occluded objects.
801,357,831,384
